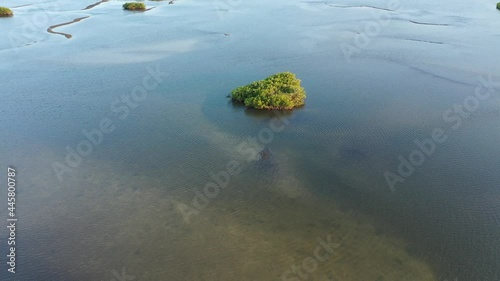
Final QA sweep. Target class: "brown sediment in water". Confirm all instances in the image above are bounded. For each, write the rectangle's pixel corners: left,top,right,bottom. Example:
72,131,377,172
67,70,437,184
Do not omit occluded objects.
145,6,157,11
12,135,439,281
47,16,89,39
82,0,109,10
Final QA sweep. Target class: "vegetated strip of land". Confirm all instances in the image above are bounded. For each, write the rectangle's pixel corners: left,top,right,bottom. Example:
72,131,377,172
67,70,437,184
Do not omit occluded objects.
82,0,109,10
47,16,90,39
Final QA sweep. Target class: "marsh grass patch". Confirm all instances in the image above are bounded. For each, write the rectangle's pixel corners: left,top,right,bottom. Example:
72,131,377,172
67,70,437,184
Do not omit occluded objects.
0,7,13,17
123,2,146,10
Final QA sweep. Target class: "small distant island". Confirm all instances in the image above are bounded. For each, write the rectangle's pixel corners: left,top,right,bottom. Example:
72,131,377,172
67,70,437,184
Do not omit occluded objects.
497,2,500,10
0,7,13,17
123,2,146,10
230,72,306,110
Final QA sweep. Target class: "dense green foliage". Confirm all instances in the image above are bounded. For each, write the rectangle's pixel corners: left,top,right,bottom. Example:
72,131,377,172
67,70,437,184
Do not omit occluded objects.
231,72,306,110
497,2,500,10
123,2,146,10
0,7,13,17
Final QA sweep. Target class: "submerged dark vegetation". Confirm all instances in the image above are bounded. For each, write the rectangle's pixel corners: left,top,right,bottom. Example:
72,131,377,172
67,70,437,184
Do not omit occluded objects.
123,2,146,10
0,7,13,17
231,72,306,110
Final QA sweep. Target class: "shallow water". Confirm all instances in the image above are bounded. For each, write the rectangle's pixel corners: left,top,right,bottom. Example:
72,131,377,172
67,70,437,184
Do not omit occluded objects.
0,0,500,280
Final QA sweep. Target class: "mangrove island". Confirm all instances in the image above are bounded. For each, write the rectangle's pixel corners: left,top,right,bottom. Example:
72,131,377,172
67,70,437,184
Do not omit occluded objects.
230,72,306,110
123,2,146,10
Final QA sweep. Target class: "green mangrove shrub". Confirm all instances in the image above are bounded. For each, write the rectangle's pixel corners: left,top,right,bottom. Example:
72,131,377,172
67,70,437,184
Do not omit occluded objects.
497,2,500,10
231,72,306,110
123,2,146,10
0,7,13,17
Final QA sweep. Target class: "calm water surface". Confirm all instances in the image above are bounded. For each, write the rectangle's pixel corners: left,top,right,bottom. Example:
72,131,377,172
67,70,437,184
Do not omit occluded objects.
0,0,499,280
